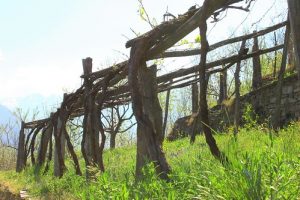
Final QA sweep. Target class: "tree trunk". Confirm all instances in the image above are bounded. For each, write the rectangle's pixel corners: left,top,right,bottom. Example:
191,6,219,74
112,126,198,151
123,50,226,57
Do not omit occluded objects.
272,24,290,129
288,0,300,77
252,32,262,90
16,121,25,172
37,125,52,166
162,80,172,139
192,80,199,113
53,112,66,177
128,40,170,180
218,67,227,104
82,57,103,179
197,21,227,163
234,40,247,136
273,32,278,78
110,131,117,149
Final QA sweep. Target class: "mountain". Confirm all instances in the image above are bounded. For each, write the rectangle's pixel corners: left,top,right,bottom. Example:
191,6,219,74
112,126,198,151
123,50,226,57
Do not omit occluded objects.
0,104,16,125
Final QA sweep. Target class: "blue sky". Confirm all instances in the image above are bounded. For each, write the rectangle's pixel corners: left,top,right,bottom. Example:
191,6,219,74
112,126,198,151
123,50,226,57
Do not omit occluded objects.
0,0,287,118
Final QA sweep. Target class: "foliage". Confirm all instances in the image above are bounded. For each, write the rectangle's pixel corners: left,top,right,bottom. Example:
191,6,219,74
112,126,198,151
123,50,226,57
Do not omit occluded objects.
1,122,300,199
242,103,259,129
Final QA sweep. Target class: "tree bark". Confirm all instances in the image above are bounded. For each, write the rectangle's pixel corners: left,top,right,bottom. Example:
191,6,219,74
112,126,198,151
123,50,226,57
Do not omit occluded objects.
218,67,227,104
252,33,262,90
288,0,300,78
272,24,290,129
273,32,278,78
53,111,66,177
82,57,104,179
128,40,170,180
197,21,227,163
163,80,172,139
37,125,52,166
16,121,25,172
192,80,199,113
234,40,247,136
110,132,117,149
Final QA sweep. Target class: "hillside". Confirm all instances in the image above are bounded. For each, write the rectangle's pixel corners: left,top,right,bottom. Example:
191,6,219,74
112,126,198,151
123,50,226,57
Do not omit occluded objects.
0,124,299,199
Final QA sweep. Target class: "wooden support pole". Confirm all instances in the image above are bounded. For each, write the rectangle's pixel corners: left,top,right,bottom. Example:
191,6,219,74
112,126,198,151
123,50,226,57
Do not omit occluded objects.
218,66,227,104
53,109,66,177
192,79,199,113
273,32,278,78
128,40,170,180
234,40,247,136
288,0,300,78
197,21,227,162
16,121,25,172
162,80,172,139
82,57,103,179
252,32,262,90
272,24,290,129
37,124,53,166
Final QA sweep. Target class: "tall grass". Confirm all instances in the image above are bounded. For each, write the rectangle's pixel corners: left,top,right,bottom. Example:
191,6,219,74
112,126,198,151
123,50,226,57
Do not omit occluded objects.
1,123,300,199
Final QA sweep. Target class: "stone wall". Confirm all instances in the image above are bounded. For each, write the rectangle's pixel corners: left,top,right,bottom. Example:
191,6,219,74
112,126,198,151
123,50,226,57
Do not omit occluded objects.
167,73,300,140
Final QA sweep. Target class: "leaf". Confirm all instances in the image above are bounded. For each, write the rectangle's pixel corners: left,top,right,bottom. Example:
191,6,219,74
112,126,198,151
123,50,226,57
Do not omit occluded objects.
195,35,201,43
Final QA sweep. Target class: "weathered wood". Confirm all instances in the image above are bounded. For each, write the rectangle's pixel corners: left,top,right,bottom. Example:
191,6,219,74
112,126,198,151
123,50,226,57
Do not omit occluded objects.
162,80,172,139
234,40,247,136
43,124,53,174
273,32,278,77
37,125,52,166
16,122,25,172
218,66,227,104
53,111,66,177
146,0,243,59
157,44,284,84
23,41,284,131
196,21,227,163
63,125,82,176
128,38,170,180
272,24,290,129
82,57,102,179
192,80,199,113
288,0,300,77
29,126,44,165
159,21,287,59
252,32,262,90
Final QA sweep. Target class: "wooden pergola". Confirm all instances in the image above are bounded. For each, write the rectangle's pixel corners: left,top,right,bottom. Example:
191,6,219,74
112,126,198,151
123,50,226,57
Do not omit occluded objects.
15,0,300,181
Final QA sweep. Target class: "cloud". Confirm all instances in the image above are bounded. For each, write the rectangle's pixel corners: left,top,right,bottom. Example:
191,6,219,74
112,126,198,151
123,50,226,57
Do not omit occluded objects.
0,63,82,111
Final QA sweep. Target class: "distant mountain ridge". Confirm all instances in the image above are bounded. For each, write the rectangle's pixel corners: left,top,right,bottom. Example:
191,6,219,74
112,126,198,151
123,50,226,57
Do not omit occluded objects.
0,104,16,125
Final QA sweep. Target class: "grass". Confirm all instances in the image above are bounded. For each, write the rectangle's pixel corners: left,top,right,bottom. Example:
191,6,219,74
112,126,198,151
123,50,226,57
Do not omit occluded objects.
0,122,300,199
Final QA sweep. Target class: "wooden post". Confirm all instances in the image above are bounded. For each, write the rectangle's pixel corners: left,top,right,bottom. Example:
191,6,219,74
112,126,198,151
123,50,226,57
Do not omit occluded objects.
288,0,300,78
273,32,278,78
272,24,290,129
162,79,172,139
128,39,170,180
252,32,262,90
37,124,52,166
197,21,227,163
192,79,199,113
218,66,227,104
82,57,103,178
234,40,246,136
54,110,66,177
16,121,25,172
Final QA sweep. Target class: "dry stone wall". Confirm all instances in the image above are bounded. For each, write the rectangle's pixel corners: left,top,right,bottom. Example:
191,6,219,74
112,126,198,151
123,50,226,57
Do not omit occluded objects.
168,74,300,140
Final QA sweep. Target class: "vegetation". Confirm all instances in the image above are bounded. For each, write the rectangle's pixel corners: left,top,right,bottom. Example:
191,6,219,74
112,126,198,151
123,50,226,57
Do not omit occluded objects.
1,122,300,199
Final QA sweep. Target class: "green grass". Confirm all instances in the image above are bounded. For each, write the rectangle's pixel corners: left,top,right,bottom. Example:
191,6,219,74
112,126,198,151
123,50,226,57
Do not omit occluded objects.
1,123,300,199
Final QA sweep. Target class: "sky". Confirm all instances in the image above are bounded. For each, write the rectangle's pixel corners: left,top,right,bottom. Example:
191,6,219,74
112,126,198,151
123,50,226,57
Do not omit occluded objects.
0,0,287,119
